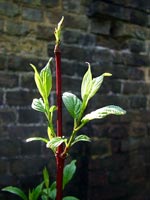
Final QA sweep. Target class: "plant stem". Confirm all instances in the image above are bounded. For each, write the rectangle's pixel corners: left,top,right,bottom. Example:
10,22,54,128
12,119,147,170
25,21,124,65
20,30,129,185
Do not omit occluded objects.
54,44,65,200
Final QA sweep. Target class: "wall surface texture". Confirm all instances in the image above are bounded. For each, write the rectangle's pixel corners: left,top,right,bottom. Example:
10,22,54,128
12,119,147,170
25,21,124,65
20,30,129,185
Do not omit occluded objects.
0,0,150,200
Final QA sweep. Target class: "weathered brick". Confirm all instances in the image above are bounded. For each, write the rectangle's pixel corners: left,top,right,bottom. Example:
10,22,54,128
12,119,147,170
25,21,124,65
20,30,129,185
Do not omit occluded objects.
0,73,19,88
90,19,111,35
107,0,150,12
63,0,81,13
61,60,87,77
128,122,147,137
0,139,20,157
0,54,7,70
62,14,89,30
0,108,17,125
5,21,29,36
7,55,47,72
130,10,149,26
0,92,3,105
18,108,42,123
122,39,146,53
112,22,150,39
0,159,9,174
8,125,46,139
58,44,91,62
0,19,4,33
62,76,81,93
129,95,147,109
20,140,41,156
88,1,130,21
21,0,41,5
91,94,129,110
41,0,59,7
121,52,150,66
6,90,39,106
92,48,113,65
91,138,112,158
36,25,54,41
22,8,43,22
0,2,20,17
123,82,150,95
63,29,96,46
10,157,48,175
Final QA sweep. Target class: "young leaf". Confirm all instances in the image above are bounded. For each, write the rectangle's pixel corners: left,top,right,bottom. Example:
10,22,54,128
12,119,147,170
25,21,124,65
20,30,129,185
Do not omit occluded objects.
63,160,76,189
49,181,56,200
43,167,49,188
31,98,45,112
54,16,64,44
81,105,126,123
2,186,28,200
26,137,48,143
31,182,44,200
30,64,45,98
46,137,66,149
63,197,79,200
88,73,112,100
71,135,91,146
40,58,52,98
81,63,92,101
62,92,82,119
49,105,57,113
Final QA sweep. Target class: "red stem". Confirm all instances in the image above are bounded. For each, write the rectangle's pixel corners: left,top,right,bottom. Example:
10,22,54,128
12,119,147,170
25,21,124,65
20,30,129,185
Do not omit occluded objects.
54,45,65,200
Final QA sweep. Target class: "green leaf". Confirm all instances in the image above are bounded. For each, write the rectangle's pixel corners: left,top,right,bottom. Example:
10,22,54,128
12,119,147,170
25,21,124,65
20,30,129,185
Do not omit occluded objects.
49,181,56,200
31,98,45,112
43,167,49,188
46,137,66,150
81,63,92,101
63,196,79,200
40,58,52,98
88,73,112,100
62,92,82,119
31,182,44,200
2,186,28,200
34,182,44,200
49,105,57,113
81,105,126,123
42,181,56,200
30,64,45,98
71,134,91,146
63,160,76,189
26,137,48,143
54,16,64,44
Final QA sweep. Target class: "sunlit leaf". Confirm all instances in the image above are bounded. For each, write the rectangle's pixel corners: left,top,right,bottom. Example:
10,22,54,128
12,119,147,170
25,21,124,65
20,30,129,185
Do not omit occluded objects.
81,63,92,101
31,98,45,112
46,137,66,150
82,105,126,123
2,186,28,200
49,105,57,113
88,73,112,100
62,92,82,119
54,16,64,44
26,137,48,143
63,160,76,189
71,135,91,146
30,64,45,98
40,58,52,98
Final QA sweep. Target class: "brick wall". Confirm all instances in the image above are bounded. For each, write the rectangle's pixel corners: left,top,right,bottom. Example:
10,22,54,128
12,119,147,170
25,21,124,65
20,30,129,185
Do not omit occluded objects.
0,0,150,200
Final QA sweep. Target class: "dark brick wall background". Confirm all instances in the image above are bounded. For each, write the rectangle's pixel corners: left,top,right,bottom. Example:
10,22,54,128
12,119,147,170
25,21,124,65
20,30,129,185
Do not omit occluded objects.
0,0,150,200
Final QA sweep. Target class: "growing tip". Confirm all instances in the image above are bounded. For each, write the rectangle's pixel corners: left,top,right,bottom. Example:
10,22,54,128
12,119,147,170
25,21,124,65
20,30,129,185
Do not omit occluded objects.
103,72,112,77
